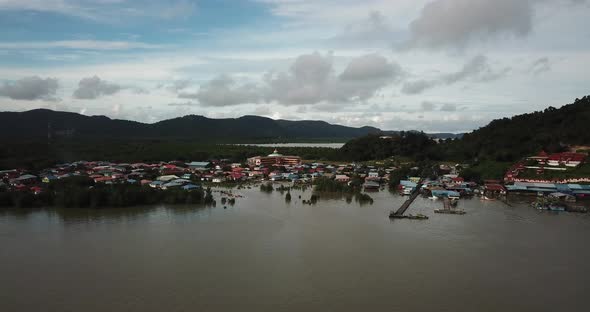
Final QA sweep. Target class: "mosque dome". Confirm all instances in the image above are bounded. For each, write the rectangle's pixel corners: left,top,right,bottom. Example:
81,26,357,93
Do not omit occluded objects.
268,149,283,157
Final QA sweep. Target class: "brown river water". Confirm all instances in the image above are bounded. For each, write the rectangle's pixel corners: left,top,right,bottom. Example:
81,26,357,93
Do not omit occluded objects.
1,187,589,312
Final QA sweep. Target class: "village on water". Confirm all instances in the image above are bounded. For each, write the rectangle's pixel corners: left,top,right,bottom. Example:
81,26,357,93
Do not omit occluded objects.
1,147,590,216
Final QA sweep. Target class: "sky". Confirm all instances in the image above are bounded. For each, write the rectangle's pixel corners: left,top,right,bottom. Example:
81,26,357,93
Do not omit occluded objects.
0,0,589,133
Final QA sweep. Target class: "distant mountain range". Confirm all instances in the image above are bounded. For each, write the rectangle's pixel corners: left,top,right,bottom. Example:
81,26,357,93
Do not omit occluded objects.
0,109,462,142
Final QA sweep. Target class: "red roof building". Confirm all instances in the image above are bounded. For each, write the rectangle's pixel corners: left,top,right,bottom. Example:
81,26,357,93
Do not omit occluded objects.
547,152,586,167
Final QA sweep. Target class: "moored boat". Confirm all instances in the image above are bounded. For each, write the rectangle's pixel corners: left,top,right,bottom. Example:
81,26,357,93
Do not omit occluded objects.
407,214,429,220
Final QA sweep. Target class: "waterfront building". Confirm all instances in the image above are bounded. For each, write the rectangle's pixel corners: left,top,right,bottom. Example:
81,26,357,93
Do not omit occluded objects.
247,150,302,167
546,152,586,167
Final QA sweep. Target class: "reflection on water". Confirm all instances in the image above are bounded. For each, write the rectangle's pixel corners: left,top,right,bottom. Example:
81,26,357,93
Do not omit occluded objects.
1,188,589,312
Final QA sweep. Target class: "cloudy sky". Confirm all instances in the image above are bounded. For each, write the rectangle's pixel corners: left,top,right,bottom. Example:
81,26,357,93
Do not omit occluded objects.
0,0,589,132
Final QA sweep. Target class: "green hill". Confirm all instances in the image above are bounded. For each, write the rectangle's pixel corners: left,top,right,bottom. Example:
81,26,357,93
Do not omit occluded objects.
443,95,590,162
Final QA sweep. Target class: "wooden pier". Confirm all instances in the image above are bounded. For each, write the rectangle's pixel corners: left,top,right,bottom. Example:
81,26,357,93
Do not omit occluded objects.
390,183,422,218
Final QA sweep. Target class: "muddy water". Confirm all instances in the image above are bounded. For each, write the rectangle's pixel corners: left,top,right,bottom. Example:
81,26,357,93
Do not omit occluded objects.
1,188,589,312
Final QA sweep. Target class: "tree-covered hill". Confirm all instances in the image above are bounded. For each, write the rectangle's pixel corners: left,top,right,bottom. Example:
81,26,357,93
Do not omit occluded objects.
0,109,380,142
339,96,590,163
441,95,590,162
339,132,437,161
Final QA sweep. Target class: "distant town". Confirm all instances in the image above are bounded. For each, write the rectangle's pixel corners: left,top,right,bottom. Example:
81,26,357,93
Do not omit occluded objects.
1,147,589,213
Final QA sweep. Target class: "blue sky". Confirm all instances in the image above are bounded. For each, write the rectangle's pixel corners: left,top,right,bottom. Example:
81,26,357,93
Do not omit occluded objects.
0,0,589,132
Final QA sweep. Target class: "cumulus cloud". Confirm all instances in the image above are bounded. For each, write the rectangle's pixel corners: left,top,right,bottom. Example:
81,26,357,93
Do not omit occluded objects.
73,76,122,99
340,53,402,81
402,55,510,94
264,52,402,105
404,0,533,49
179,75,261,107
171,52,403,107
0,76,59,101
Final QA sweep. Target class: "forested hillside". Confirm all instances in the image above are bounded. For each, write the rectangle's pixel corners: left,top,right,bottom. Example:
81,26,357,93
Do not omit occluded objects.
339,96,590,163
440,95,590,162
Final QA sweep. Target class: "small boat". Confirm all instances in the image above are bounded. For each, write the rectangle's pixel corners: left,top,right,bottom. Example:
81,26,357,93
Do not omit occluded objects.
407,214,429,220
547,204,566,212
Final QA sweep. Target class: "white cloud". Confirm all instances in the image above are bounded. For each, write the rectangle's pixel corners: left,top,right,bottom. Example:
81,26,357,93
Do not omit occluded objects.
339,53,402,81
179,75,262,107
73,76,122,99
168,52,403,107
263,52,402,105
403,0,533,49
0,76,59,101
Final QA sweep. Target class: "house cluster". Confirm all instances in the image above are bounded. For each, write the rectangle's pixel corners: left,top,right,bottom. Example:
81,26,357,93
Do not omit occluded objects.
0,149,402,195
506,182,590,198
498,150,590,200
0,161,210,194
505,150,588,183
420,175,478,199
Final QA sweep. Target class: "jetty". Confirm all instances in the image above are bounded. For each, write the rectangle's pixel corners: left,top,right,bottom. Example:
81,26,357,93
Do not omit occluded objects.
390,182,423,219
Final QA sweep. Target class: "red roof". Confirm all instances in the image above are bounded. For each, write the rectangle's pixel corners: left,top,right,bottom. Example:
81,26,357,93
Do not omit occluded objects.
94,177,113,182
485,184,505,191
548,152,587,162
231,172,244,179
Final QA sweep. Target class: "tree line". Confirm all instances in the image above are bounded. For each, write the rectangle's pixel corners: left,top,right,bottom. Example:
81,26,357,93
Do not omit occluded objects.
0,176,213,209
